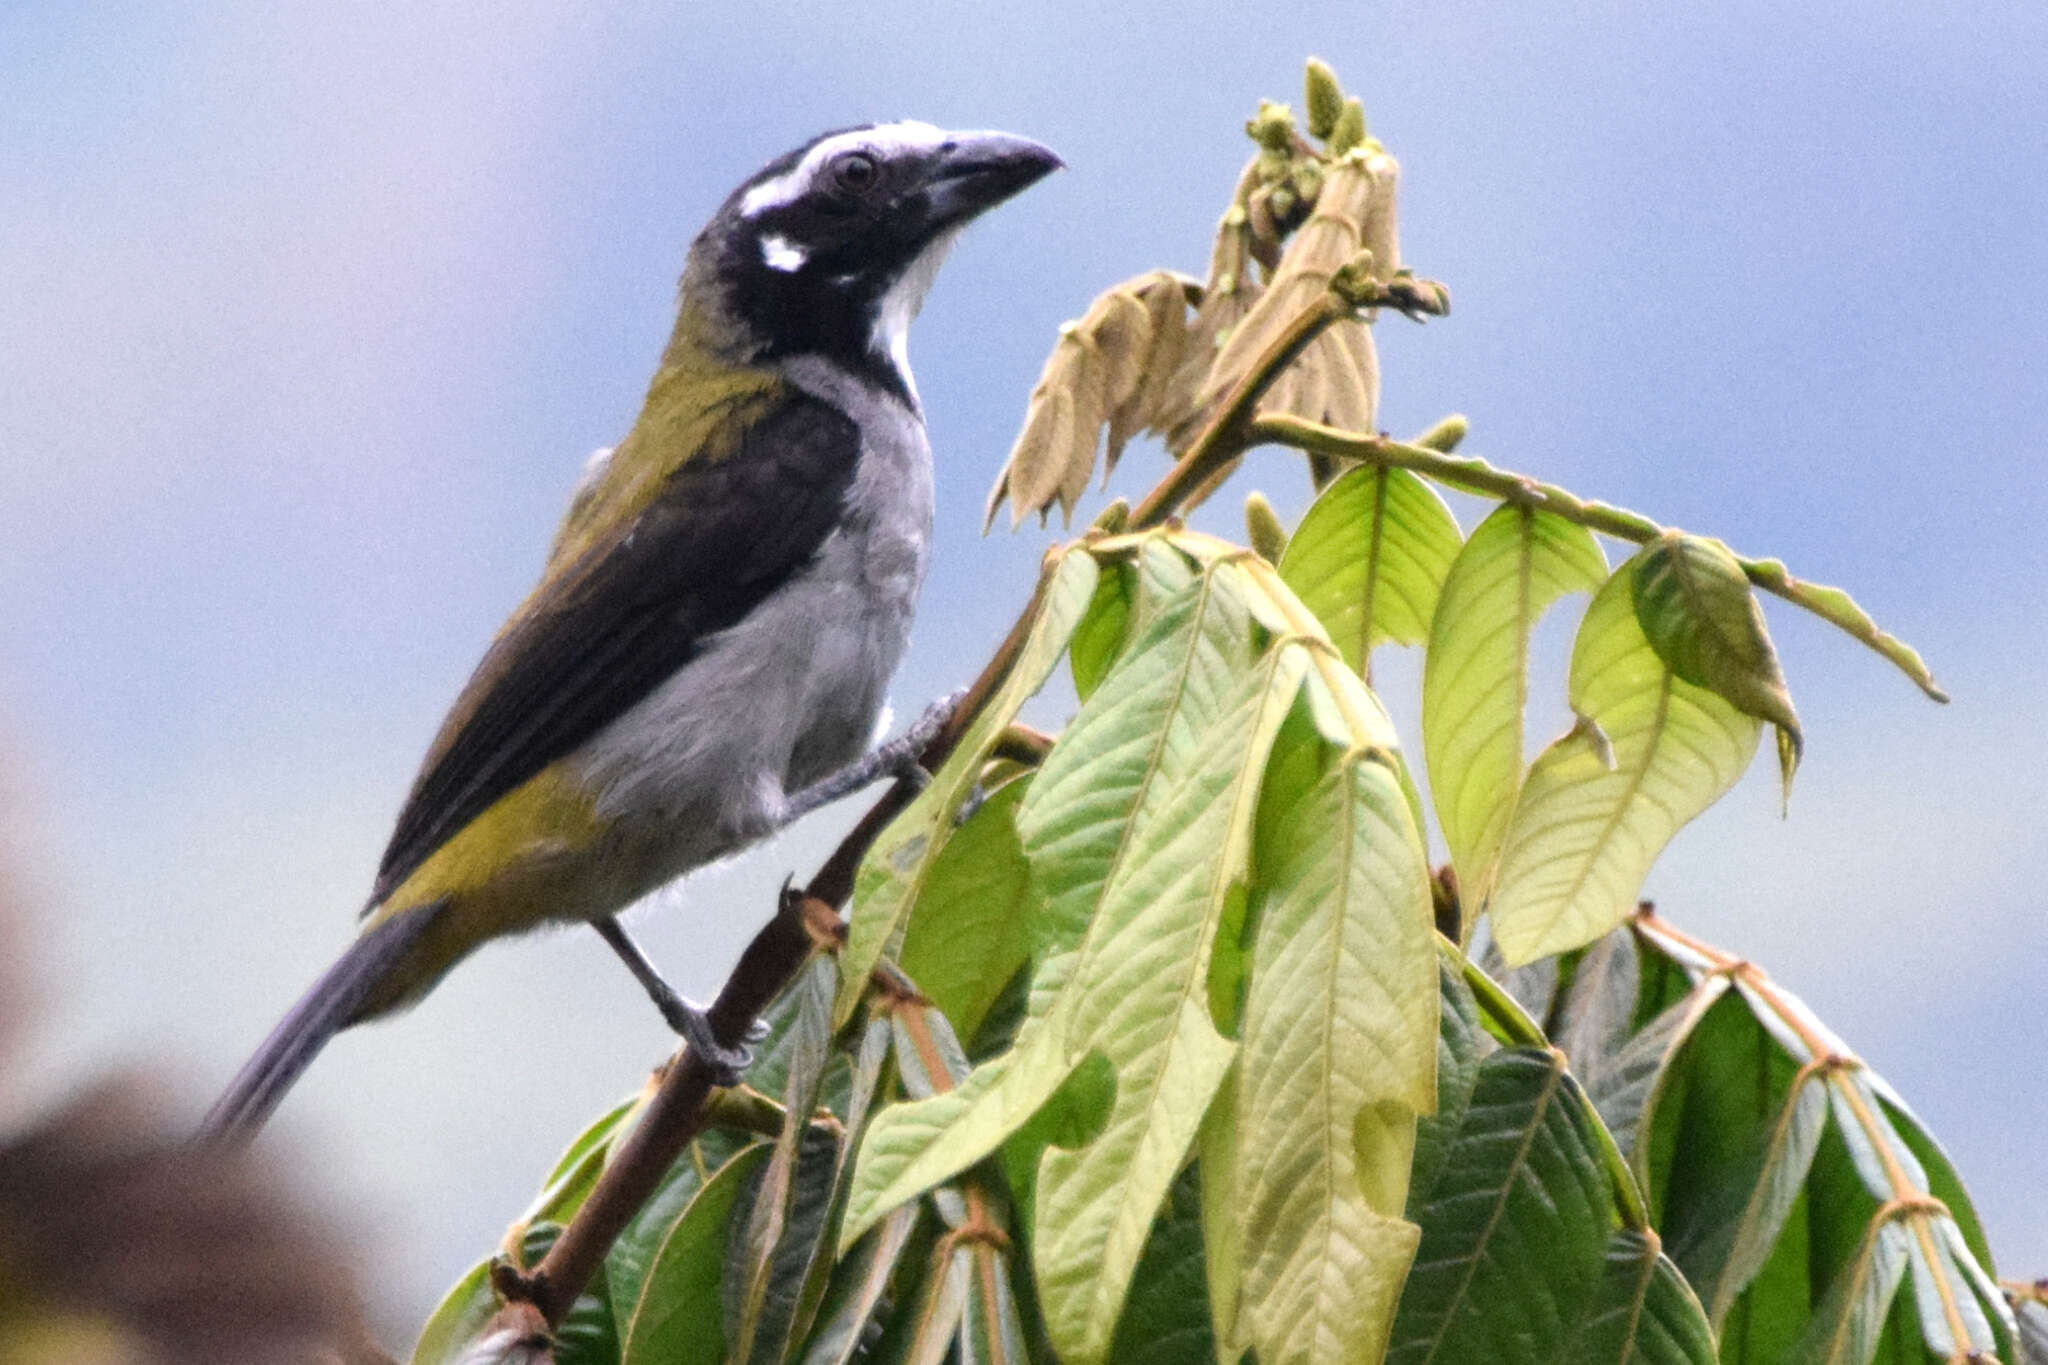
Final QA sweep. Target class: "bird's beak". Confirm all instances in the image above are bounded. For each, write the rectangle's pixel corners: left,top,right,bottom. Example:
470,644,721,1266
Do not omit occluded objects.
921,131,1064,229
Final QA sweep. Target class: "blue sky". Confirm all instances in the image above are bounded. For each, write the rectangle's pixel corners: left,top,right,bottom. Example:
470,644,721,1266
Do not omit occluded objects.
3,0,2043,1335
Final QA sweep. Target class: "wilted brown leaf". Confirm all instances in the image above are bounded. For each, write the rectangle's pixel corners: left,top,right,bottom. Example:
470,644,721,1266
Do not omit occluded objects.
984,270,1198,528
1158,182,1264,447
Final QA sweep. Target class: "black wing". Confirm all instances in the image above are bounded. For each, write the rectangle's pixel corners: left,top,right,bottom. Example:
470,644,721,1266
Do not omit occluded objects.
370,387,862,904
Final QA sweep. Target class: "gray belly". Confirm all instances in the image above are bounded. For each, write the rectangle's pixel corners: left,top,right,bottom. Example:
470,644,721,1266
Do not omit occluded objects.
567,364,933,896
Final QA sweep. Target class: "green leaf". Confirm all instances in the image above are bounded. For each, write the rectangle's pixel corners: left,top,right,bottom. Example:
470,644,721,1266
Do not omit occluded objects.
1233,722,1434,1365
1488,557,1762,963
1735,557,1947,703
1630,917,2015,1363
1398,948,1719,1365
534,1098,641,1208
1869,1084,1997,1273
1421,504,1607,913
1410,947,1486,1208
1786,1219,1913,1365
1701,1059,1831,1325
604,1129,757,1332
1109,1163,1220,1365
727,961,840,1365
895,779,1036,1046
841,560,1245,1249
619,1145,771,1365
409,1261,499,1365
1279,464,1463,673
838,548,1100,1024
797,1204,921,1365
1070,558,1136,702
1632,532,1802,796
1563,1229,1718,1365
896,1242,972,1365
1591,972,1730,1163
1386,1048,1615,1365
1199,1067,1245,1362
726,1127,841,1365
1032,634,1305,1364
1021,553,1256,1010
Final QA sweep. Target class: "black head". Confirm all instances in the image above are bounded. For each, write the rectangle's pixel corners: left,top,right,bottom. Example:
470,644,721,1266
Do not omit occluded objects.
696,122,1061,404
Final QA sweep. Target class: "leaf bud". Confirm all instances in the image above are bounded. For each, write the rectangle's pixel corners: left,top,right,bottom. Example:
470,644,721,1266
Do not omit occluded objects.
1244,491,1289,563
1089,497,1131,535
1291,157,1324,208
1246,99,1298,153
1328,97,1368,156
1305,58,1344,139
1414,414,1469,453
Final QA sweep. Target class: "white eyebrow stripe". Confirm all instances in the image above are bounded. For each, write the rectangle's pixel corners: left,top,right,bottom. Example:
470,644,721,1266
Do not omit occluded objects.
760,234,807,271
737,120,951,219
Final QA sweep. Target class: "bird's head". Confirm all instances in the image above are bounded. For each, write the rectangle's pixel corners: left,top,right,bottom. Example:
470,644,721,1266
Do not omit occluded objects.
677,122,1062,404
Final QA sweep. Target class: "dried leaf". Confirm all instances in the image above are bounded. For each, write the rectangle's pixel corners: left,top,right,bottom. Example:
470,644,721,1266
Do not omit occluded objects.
1161,277,1262,452
1107,276,1193,470
1357,152,1401,290
987,273,1198,529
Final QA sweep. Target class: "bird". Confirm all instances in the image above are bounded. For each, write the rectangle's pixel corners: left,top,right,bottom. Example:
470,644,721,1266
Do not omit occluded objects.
201,122,1062,1143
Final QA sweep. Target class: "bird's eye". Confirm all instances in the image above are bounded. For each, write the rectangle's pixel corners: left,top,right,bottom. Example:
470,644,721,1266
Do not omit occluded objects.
831,152,880,193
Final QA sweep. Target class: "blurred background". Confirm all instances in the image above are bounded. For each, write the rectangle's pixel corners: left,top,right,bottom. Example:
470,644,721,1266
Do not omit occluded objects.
3,0,2042,1340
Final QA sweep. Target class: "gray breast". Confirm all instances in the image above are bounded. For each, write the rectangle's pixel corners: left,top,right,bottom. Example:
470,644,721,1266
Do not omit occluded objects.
572,357,934,874
775,355,936,786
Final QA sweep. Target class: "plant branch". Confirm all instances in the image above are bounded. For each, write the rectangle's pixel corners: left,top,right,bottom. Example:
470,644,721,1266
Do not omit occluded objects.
1251,414,1947,701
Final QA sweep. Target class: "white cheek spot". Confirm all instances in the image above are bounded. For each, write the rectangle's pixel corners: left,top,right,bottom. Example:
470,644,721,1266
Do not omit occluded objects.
760,234,807,271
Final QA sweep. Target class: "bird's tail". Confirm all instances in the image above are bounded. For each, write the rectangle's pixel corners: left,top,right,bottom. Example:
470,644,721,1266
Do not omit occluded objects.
198,900,443,1146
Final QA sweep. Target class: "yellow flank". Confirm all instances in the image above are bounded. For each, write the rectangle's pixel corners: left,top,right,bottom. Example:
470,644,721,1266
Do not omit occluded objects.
548,354,783,570
356,763,609,1017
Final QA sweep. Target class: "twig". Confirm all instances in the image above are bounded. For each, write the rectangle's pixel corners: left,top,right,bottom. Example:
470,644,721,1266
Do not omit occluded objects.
1251,414,1947,701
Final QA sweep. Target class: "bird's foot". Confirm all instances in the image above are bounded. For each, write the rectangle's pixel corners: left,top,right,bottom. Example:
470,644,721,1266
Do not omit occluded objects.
650,988,759,1088
887,687,966,784
780,688,966,821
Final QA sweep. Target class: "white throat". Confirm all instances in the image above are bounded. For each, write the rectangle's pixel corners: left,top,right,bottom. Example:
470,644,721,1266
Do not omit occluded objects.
870,227,960,406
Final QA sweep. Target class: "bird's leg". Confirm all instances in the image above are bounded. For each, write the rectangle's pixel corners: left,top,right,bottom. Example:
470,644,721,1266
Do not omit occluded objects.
591,915,756,1085
778,688,965,823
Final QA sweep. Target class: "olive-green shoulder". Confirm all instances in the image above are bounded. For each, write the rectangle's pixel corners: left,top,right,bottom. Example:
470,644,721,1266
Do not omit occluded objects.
548,361,788,571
